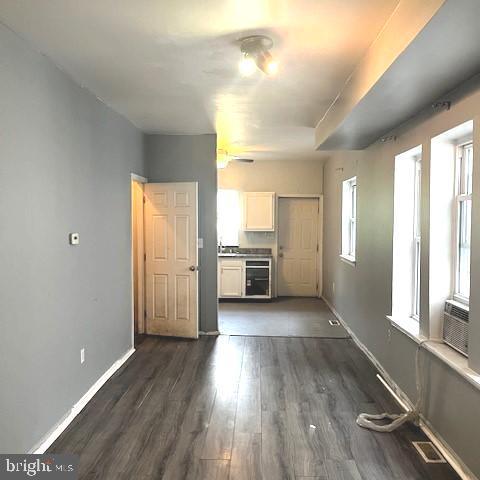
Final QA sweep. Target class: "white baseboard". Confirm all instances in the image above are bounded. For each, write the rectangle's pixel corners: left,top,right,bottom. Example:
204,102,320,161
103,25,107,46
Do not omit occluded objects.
199,330,220,336
30,347,135,454
321,296,477,480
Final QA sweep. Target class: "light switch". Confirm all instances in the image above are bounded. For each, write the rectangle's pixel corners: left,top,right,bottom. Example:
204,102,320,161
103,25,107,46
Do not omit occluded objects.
69,233,80,245
198,238,204,249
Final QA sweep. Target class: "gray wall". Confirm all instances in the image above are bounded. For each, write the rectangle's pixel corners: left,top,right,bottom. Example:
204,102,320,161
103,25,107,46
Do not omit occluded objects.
322,81,480,477
0,24,144,452
144,134,218,333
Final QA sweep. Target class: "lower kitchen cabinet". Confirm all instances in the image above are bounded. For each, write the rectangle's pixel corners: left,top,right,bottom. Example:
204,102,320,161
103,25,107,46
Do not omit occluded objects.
218,260,243,297
218,257,272,299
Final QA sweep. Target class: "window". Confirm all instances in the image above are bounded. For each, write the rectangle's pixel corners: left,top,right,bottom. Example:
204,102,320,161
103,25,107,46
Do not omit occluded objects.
454,142,473,303
391,146,422,325
341,177,357,262
217,189,241,246
412,156,421,319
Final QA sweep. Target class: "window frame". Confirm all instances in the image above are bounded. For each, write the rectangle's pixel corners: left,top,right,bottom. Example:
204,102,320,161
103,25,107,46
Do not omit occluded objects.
411,156,422,320
341,177,357,263
452,141,473,305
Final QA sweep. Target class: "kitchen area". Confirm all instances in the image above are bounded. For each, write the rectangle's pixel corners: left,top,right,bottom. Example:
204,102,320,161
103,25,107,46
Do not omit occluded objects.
218,192,275,301
216,160,347,337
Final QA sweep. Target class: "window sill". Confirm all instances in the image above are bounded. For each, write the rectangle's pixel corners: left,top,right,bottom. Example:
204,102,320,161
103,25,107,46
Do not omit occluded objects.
387,315,425,344
339,254,356,266
424,342,480,392
387,316,480,392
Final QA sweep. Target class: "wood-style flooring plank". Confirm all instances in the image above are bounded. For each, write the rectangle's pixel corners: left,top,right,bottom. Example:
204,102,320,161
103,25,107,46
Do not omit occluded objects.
261,410,296,480
48,334,461,480
229,432,262,480
200,336,245,460
235,377,261,433
324,460,363,480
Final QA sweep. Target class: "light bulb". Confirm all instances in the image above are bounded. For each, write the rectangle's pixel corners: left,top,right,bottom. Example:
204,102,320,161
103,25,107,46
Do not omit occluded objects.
239,56,256,77
266,59,279,76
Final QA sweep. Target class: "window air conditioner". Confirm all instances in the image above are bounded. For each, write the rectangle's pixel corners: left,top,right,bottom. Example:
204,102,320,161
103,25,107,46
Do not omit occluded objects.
443,300,469,357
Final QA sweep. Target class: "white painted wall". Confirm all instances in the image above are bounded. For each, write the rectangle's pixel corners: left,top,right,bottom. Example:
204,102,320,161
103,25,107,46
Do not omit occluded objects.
322,76,480,477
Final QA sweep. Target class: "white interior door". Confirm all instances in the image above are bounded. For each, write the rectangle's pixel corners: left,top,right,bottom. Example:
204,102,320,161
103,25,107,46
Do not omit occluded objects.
144,182,199,338
278,197,319,296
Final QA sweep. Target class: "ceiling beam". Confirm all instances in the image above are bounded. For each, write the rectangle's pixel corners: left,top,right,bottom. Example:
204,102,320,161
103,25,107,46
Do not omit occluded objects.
314,0,445,150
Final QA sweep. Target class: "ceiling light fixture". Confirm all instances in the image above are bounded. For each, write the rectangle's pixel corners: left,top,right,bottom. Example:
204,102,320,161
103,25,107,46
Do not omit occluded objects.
239,35,278,76
239,56,256,77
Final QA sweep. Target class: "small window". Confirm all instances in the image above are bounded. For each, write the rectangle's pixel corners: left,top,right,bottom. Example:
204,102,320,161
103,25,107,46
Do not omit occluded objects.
341,177,357,262
454,143,473,303
217,189,241,246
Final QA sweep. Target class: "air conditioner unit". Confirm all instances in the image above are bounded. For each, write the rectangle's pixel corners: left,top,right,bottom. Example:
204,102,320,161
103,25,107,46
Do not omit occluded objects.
443,300,469,357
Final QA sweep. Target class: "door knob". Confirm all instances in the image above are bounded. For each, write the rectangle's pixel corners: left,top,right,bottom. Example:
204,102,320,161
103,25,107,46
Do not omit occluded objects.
189,265,198,271
278,253,284,258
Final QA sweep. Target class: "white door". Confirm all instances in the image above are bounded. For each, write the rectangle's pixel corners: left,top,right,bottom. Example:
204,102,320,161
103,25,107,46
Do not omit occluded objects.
278,197,319,296
144,182,199,338
219,260,243,297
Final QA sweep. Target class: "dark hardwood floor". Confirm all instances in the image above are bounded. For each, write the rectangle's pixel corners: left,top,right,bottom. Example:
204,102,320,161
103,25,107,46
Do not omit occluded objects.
49,335,460,480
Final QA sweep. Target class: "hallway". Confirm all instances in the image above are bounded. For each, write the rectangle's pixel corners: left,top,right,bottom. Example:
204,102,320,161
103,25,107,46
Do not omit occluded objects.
50,335,459,480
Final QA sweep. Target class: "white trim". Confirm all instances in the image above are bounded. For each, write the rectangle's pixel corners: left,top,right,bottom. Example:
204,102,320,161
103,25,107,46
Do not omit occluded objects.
130,173,148,183
419,417,478,480
387,315,424,344
31,348,135,454
322,296,478,480
339,254,356,266
388,313,480,391
424,341,480,392
199,330,221,336
131,177,146,336
317,196,324,297
277,193,322,198
341,177,357,260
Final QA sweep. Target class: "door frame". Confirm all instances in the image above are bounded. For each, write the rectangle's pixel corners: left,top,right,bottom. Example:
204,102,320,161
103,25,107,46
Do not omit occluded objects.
131,173,148,344
275,194,323,298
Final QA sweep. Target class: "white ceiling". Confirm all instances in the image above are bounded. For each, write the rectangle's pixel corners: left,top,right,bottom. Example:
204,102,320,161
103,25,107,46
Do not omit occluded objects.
0,0,399,160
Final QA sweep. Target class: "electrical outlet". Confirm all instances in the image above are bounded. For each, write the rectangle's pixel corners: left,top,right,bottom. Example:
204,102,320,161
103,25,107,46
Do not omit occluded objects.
80,348,85,364
332,282,335,294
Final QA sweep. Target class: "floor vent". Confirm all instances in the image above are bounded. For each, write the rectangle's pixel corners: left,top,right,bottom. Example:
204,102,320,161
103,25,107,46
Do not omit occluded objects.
412,441,447,464
328,319,340,326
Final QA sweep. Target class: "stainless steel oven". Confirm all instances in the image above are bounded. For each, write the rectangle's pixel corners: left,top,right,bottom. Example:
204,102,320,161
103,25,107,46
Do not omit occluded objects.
245,259,271,298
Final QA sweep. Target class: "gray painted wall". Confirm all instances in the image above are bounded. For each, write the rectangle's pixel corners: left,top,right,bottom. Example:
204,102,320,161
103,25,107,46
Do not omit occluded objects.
322,81,480,477
0,24,144,452
144,134,218,333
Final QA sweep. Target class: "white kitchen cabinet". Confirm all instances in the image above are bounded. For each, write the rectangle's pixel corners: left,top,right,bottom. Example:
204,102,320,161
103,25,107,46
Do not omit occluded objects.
243,192,275,231
218,260,243,297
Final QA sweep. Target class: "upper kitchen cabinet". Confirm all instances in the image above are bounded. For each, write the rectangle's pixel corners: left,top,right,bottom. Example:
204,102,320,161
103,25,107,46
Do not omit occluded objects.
243,192,275,231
